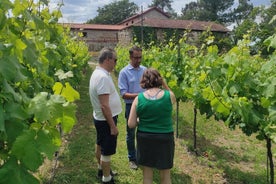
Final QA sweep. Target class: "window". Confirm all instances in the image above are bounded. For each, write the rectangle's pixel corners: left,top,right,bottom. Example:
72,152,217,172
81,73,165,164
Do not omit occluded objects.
82,32,87,37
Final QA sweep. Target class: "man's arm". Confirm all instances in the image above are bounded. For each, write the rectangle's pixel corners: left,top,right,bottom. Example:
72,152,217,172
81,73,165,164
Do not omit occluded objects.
122,92,138,100
98,94,118,136
118,71,139,100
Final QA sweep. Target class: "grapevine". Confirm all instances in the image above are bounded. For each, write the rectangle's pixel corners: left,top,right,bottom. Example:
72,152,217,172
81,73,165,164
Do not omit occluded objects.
116,31,276,183
0,0,90,183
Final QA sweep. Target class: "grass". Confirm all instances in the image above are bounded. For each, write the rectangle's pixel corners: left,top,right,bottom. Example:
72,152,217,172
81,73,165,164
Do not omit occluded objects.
40,65,275,184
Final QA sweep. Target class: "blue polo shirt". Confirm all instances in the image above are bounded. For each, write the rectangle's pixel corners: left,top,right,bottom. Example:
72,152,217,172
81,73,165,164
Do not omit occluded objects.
118,64,147,104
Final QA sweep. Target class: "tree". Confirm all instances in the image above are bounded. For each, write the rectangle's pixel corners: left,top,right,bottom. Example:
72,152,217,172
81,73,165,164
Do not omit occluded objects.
256,1,276,56
231,7,260,45
87,0,138,24
229,0,254,26
179,2,201,20
149,0,177,18
180,0,235,24
232,1,276,56
149,0,173,12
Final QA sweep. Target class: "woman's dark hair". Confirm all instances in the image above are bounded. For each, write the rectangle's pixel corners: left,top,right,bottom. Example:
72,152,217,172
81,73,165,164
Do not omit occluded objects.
98,47,115,63
140,68,163,89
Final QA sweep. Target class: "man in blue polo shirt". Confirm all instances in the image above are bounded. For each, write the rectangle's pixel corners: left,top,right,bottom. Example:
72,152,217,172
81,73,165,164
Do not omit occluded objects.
118,45,146,170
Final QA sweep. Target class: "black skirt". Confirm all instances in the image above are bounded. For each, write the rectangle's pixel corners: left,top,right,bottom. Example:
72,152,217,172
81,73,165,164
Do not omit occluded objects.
136,131,175,169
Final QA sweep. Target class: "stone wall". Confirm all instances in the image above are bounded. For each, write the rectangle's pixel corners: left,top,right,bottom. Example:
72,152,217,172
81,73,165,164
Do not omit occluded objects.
118,29,132,47
79,30,119,51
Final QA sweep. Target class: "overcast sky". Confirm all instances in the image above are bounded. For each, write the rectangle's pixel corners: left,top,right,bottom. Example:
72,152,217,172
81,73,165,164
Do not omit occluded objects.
49,0,272,23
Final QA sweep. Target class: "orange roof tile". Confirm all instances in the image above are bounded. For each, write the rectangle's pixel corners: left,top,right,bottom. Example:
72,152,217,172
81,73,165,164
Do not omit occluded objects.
62,23,126,31
131,18,229,32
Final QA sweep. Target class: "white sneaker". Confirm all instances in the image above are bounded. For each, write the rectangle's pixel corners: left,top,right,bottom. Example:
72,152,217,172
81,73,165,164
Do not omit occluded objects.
129,161,138,170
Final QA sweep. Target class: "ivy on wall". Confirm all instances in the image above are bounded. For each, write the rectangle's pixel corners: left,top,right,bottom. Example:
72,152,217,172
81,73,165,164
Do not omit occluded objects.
131,26,231,52
132,26,156,47
132,26,185,47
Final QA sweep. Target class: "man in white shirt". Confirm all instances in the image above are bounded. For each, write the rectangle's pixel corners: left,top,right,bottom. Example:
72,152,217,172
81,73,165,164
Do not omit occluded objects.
89,47,122,184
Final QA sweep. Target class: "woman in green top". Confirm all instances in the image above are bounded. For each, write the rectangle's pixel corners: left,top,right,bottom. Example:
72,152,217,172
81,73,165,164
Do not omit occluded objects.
128,68,176,184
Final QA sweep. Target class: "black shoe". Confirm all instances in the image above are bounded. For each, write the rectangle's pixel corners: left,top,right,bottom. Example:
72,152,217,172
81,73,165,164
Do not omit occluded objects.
97,169,117,179
102,177,115,184
97,170,103,179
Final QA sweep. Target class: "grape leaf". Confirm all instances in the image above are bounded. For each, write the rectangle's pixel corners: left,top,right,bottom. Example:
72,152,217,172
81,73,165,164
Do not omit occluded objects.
11,130,43,171
0,157,40,184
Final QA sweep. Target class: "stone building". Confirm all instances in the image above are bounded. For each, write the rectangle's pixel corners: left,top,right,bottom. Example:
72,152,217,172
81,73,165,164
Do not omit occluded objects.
63,7,229,51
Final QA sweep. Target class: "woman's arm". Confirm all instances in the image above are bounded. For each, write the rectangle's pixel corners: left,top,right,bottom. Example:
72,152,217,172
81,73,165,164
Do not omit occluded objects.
162,79,176,104
128,96,138,128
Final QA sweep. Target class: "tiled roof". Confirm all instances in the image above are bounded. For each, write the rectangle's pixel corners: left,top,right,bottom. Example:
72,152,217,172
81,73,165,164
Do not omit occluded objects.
118,6,170,25
61,5,229,33
132,18,229,33
62,23,126,31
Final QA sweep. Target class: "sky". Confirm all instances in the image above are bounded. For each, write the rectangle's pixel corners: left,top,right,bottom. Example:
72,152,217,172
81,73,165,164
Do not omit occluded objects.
49,0,272,23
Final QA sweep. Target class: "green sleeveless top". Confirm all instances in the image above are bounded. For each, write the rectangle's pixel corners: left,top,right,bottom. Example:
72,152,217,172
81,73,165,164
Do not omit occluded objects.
136,90,173,133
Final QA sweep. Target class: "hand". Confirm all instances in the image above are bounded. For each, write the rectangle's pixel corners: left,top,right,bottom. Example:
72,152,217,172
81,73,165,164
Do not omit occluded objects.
110,126,119,136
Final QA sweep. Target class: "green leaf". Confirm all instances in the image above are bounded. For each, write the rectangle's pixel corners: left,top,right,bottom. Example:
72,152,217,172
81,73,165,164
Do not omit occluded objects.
263,81,275,98
28,92,51,122
0,105,4,131
32,14,45,30
36,129,59,159
5,102,29,120
2,80,21,102
261,97,270,108
0,105,6,140
50,96,77,133
15,39,27,60
12,0,27,16
0,157,40,184
265,34,276,49
261,56,276,73
11,130,44,171
0,9,7,30
210,98,230,116
5,119,27,147
269,105,276,122
0,56,23,82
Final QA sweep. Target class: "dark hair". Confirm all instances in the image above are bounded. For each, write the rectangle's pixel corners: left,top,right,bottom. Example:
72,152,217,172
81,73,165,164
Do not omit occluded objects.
98,47,115,64
129,45,142,56
140,68,163,89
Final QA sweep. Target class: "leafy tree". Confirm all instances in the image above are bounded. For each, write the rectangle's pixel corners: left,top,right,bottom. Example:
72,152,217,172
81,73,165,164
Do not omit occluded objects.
87,0,138,24
149,0,173,11
178,2,201,20
232,1,276,56
180,0,235,24
229,0,254,26
256,1,276,56
149,0,177,18
231,7,260,45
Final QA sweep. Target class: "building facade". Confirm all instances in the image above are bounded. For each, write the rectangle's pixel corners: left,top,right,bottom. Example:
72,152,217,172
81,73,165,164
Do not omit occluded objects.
64,7,229,51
